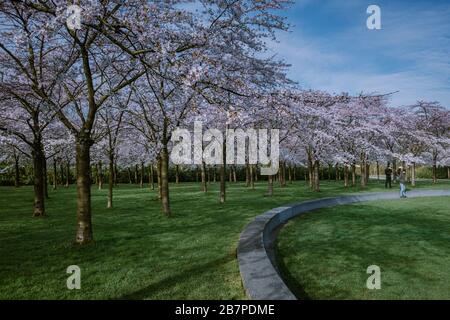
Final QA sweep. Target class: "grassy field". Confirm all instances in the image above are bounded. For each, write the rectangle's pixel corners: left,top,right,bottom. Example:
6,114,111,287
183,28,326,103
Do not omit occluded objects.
276,196,450,300
0,179,449,299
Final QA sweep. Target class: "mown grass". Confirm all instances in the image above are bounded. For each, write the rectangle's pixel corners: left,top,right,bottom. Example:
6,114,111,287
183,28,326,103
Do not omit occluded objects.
276,196,450,300
0,179,449,299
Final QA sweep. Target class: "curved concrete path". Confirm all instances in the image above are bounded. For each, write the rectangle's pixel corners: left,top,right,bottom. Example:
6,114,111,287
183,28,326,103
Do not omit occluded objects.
237,189,450,300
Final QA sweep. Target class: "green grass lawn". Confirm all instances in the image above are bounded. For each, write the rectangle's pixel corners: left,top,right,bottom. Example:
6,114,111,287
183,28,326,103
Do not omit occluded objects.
276,196,450,300
0,179,449,299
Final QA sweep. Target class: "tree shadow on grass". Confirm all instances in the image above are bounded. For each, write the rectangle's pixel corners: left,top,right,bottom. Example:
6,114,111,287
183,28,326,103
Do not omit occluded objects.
116,254,236,300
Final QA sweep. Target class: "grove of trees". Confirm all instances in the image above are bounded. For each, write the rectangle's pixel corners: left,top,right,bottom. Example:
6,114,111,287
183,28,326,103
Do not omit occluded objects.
0,1,449,245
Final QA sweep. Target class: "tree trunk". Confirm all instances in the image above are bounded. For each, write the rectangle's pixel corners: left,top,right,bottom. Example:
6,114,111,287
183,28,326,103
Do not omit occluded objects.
157,155,162,200
289,165,292,184
134,164,138,185
75,138,93,244
313,160,320,192
32,146,45,217
411,162,416,187
127,168,132,184
114,163,118,186
60,163,64,187
245,162,250,187
351,163,356,187
207,166,211,184
53,159,57,190
160,146,171,216
360,155,366,188
175,165,179,184
281,162,286,187
249,164,255,189
344,164,349,187
366,163,370,185
98,161,103,190
43,156,49,199
149,164,154,190
233,165,237,182
140,162,144,188
267,174,273,196
432,154,437,184
65,161,70,187
201,161,207,193
14,156,20,188
107,153,114,208
376,161,380,181
328,164,331,182
392,159,397,182
308,160,313,189
219,139,226,203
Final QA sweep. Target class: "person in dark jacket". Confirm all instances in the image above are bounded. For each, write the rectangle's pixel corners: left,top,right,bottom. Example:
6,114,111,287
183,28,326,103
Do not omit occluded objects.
385,164,393,188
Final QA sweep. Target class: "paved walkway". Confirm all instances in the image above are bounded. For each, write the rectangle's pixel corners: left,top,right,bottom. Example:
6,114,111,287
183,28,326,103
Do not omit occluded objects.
237,189,450,300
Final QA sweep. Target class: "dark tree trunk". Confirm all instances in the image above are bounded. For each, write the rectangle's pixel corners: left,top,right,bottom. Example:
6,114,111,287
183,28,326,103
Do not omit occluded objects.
157,155,162,200
376,161,380,181
249,164,255,189
149,164,154,190
360,154,367,188
98,161,103,190
411,162,416,187
175,165,179,184
14,156,20,188
53,159,57,190
313,160,320,192
160,146,171,216
65,161,70,187
432,153,437,184
60,163,64,187
351,163,356,187
140,162,144,188
43,156,49,199
245,162,250,187
219,139,226,203
308,160,313,189
201,161,207,192
127,168,132,184
344,164,349,187
267,174,274,196
114,163,118,186
107,153,114,208
75,138,93,244
135,164,138,185
32,145,45,217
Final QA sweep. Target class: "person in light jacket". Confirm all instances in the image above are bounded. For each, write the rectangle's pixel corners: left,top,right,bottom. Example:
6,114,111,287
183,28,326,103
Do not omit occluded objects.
397,167,407,198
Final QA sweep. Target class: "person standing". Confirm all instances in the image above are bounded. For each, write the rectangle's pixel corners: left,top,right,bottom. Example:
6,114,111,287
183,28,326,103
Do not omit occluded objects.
385,164,393,188
398,167,407,198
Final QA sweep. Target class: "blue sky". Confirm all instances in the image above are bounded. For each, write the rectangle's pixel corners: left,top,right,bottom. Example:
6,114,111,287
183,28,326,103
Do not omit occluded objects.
268,0,450,106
